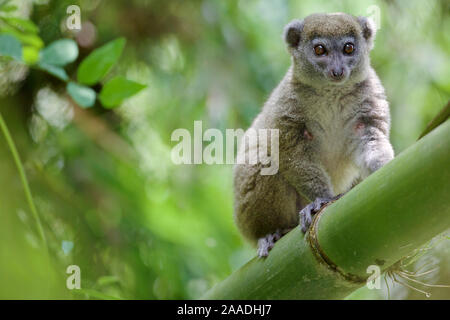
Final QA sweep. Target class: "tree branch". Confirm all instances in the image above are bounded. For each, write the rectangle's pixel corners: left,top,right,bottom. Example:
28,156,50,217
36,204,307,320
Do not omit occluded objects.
203,118,450,300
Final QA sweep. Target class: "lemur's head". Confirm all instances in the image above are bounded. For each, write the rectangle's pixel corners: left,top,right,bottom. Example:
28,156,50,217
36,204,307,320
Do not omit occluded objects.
284,13,376,87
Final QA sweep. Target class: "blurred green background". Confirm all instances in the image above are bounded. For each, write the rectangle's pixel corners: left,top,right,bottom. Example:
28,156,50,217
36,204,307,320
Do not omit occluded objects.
0,0,448,299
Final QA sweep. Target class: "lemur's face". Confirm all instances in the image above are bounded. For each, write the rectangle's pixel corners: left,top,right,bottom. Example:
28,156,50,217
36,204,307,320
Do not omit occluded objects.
284,13,375,87
303,35,360,84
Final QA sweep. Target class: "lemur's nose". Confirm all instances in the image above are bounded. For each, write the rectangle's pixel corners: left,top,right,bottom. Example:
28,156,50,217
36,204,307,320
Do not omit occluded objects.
331,68,344,78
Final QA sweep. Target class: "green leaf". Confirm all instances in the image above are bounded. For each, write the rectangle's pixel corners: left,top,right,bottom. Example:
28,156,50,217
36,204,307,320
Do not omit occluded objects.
0,34,22,60
418,101,450,140
39,39,78,66
2,17,39,33
0,0,12,6
23,46,40,64
96,275,120,287
77,38,126,85
99,77,146,108
0,5,17,12
67,82,96,108
74,289,122,300
0,0,16,12
0,24,44,48
38,63,69,81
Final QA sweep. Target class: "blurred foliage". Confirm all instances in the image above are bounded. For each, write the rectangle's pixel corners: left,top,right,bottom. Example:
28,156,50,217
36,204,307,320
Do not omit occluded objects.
0,0,448,299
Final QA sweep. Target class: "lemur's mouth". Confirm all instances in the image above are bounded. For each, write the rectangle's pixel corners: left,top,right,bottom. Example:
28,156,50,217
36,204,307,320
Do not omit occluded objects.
327,75,347,84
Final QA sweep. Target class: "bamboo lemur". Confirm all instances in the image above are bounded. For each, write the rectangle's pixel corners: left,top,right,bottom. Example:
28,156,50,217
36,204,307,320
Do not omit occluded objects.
233,13,394,257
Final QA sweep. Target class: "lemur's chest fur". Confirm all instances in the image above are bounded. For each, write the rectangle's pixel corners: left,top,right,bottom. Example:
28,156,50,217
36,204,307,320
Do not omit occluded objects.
303,88,362,194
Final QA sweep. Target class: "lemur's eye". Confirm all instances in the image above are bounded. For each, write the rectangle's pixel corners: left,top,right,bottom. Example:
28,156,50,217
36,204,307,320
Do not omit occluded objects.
343,43,354,54
314,44,327,56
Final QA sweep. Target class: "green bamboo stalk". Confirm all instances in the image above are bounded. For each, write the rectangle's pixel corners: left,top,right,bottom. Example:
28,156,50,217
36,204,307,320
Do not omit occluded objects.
418,100,449,140
203,119,450,300
0,111,48,253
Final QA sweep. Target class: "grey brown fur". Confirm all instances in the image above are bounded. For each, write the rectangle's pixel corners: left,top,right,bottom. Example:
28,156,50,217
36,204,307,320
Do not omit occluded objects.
233,13,394,249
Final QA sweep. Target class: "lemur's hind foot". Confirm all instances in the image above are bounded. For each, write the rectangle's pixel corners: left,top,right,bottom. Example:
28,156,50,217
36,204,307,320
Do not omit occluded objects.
299,194,343,233
257,228,292,258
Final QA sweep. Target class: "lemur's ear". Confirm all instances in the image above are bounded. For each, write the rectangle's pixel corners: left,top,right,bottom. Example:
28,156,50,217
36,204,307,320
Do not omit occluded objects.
357,16,376,50
283,19,304,48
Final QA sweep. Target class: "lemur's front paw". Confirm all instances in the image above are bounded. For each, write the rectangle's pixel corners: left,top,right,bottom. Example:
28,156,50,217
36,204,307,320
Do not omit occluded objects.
299,194,343,233
257,229,291,258
365,149,394,175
